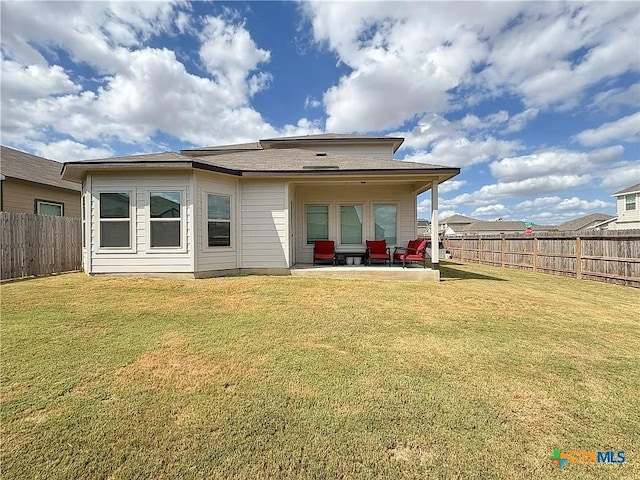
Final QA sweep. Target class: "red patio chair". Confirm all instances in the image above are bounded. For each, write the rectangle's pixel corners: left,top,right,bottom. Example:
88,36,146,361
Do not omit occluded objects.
366,240,391,266
313,240,336,265
393,239,428,268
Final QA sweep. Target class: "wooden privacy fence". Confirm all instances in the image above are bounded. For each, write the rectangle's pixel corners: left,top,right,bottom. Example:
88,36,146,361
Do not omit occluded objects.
1,212,82,280
444,230,640,288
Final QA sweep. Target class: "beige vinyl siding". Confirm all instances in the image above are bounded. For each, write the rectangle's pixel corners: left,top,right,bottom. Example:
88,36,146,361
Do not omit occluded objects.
194,171,239,272
293,143,393,159
1,178,81,217
294,184,416,264
615,193,640,227
89,172,193,274
241,180,289,268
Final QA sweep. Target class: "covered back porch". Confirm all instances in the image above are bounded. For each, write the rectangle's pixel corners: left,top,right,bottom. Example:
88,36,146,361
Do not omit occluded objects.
286,174,443,279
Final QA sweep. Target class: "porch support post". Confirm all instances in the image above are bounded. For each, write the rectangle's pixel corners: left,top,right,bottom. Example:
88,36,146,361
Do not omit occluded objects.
431,180,439,270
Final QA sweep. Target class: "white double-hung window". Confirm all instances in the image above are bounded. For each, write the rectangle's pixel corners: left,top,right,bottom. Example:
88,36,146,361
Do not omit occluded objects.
149,191,182,248
207,194,231,247
99,192,131,249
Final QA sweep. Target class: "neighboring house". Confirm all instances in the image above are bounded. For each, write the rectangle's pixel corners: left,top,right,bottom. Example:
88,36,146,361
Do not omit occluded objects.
557,213,615,231
61,134,460,277
1,146,81,217
593,183,640,230
442,214,478,236
457,221,556,236
416,219,445,237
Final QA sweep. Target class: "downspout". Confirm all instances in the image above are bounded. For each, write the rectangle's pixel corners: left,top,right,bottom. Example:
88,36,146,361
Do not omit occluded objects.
431,180,439,270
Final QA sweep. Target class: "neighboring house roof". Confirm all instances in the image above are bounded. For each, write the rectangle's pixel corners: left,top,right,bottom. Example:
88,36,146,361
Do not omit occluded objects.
62,149,460,183
590,216,618,229
612,183,640,196
459,221,555,233
0,145,81,191
442,214,478,225
557,213,615,231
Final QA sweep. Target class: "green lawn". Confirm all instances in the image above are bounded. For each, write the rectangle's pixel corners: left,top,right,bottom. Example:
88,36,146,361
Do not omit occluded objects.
1,263,638,479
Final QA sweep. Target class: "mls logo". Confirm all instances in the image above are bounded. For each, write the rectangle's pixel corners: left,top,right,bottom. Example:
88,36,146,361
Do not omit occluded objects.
549,449,568,468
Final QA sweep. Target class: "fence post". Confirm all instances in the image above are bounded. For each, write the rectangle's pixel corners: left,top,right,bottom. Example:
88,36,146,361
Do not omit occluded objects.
576,236,582,280
533,236,538,273
501,235,505,268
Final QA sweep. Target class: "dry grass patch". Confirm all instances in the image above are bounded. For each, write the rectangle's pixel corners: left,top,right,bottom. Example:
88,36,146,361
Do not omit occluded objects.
114,332,265,392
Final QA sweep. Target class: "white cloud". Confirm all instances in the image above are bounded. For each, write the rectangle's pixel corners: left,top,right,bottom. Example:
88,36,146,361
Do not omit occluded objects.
505,108,539,133
393,113,455,151
516,197,562,210
472,204,510,218
403,136,522,168
26,140,114,162
0,61,81,101
0,4,307,149
302,1,639,131
444,175,593,209
574,112,640,146
438,180,467,194
599,162,640,190
303,2,521,132
198,15,271,100
590,83,640,112
304,96,322,109
552,197,612,211
490,146,624,182
482,2,640,110
460,110,510,132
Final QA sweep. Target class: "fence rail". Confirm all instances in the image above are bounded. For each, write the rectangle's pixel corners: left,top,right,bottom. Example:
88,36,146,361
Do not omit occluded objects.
444,230,640,287
1,212,82,280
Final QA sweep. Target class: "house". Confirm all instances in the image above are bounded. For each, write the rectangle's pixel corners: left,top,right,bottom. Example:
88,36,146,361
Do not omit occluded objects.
1,146,81,216
61,134,460,278
557,213,615,231
456,221,556,236
592,183,640,230
441,214,478,236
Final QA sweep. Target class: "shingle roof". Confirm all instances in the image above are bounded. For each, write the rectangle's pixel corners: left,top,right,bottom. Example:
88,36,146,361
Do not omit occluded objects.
557,213,615,231
0,145,81,191
259,133,404,152
192,148,452,172
260,133,402,141
67,151,191,164
181,142,262,154
612,183,640,196
62,149,460,182
181,133,406,155
442,214,478,224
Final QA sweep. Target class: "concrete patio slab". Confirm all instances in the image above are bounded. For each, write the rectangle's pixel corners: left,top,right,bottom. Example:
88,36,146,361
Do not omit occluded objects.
290,264,440,281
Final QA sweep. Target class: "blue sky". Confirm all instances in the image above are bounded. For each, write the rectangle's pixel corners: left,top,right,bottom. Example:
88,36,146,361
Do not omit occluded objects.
1,1,639,224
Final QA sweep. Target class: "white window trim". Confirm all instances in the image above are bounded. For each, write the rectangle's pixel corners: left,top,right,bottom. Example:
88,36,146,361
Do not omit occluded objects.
372,203,398,246
203,191,234,251
145,188,188,254
338,203,365,247
81,195,86,249
36,200,64,216
625,194,637,211
304,203,331,246
95,189,137,254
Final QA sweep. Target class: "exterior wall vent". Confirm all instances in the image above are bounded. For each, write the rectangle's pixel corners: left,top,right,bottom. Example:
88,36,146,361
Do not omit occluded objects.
316,152,327,156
